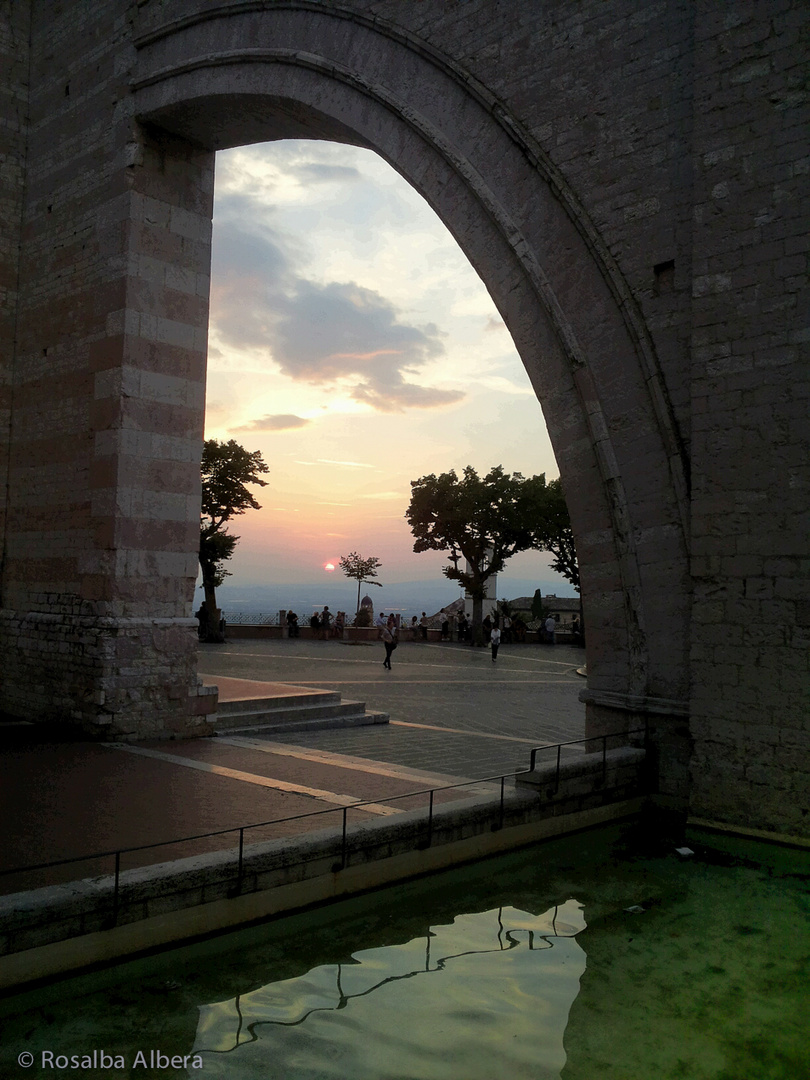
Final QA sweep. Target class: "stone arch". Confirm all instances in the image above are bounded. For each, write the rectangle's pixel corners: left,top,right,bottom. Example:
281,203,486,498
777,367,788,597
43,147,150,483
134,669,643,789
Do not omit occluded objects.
129,4,691,730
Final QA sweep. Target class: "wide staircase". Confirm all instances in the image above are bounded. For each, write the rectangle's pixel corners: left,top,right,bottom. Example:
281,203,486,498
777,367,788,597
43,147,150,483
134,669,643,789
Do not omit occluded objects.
208,677,388,736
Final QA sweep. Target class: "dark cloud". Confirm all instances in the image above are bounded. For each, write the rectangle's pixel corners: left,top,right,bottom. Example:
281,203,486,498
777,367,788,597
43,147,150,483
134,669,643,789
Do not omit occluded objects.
352,378,464,413
236,414,311,431
209,199,462,413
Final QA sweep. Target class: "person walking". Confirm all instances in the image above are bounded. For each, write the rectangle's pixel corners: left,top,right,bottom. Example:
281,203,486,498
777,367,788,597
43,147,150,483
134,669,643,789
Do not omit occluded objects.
490,624,501,662
382,621,397,669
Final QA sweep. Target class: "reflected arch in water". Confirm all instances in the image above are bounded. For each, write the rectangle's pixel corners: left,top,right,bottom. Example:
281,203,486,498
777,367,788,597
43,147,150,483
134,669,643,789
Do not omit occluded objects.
191,902,587,1079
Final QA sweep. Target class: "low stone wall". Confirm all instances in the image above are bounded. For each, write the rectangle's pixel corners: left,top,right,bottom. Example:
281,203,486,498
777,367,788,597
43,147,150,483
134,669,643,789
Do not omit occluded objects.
0,747,646,989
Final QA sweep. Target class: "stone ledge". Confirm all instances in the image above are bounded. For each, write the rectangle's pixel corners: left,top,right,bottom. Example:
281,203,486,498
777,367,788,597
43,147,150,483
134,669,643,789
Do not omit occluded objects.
0,783,648,989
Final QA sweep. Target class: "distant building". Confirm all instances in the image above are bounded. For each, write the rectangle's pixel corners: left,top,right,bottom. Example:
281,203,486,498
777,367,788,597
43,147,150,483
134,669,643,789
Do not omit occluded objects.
509,594,580,627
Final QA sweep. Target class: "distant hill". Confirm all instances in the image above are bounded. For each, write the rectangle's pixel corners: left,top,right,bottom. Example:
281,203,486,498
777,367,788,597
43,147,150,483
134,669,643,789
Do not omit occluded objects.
214,577,577,617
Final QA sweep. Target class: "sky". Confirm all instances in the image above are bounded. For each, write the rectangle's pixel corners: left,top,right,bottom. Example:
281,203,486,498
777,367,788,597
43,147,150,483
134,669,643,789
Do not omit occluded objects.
203,139,571,594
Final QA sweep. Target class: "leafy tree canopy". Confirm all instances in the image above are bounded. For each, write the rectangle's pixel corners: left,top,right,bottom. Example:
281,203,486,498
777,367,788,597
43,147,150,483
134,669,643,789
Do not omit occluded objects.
200,439,269,539
198,439,269,640
532,477,579,592
406,465,579,639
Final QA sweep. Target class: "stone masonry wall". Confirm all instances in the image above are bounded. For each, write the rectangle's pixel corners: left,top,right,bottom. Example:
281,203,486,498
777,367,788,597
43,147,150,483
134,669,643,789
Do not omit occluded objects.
0,2,215,736
0,3,30,578
0,1,806,832
687,1,809,835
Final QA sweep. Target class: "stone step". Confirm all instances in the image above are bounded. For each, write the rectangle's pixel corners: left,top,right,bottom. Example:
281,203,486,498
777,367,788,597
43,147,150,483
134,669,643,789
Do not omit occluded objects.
216,689,340,716
214,697,372,730
215,707,389,737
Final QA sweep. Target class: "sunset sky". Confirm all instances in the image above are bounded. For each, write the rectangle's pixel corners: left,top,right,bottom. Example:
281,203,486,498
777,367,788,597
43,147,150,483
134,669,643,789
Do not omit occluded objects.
203,139,570,593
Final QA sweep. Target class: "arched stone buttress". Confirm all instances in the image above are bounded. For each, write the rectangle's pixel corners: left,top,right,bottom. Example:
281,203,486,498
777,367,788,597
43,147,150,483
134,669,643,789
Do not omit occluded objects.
120,3,693,794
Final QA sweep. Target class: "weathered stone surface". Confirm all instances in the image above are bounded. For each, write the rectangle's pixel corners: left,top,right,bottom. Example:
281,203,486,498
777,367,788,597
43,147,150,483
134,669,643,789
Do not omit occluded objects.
0,1,806,833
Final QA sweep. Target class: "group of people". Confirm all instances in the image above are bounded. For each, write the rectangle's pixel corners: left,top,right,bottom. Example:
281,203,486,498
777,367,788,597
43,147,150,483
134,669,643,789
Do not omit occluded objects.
286,606,582,664
286,607,347,640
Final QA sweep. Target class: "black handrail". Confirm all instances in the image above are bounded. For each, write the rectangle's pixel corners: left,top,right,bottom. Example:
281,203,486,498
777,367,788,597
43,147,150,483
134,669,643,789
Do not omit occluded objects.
0,726,650,923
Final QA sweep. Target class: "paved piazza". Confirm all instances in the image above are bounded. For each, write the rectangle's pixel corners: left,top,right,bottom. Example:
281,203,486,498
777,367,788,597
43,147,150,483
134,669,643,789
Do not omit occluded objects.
198,638,587,779
0,640,586,893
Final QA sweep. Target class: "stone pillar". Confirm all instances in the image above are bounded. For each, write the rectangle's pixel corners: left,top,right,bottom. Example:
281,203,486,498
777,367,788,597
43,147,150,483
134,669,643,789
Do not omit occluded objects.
0,5,216,737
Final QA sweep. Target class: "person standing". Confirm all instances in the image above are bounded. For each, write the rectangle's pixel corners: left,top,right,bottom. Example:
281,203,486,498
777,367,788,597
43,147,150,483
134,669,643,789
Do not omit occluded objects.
382,621,397,668
502,614,512,644
321,606,332,640
544,615,556,644
490,624,501,662
419,612,428,641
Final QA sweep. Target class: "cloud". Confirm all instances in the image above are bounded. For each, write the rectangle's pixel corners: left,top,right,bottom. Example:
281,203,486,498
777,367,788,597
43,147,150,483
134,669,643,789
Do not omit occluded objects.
316,459,376,469
293,163,362,184
209,193,463,413
236,413,311,431
485,315,506,332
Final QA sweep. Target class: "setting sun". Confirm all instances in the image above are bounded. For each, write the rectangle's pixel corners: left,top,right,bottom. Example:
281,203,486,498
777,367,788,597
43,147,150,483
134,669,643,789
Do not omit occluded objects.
324,562,336,572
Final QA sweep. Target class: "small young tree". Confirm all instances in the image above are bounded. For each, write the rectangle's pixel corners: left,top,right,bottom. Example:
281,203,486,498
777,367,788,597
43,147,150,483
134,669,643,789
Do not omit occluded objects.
199,438,268,642
339,552,383,618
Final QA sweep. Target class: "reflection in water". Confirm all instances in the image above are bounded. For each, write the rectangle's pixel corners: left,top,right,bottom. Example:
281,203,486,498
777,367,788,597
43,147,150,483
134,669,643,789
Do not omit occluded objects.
192,901,587,1079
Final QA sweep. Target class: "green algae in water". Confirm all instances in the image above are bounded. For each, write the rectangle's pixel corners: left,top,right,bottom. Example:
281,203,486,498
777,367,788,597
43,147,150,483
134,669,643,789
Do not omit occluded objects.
0,823,807,1079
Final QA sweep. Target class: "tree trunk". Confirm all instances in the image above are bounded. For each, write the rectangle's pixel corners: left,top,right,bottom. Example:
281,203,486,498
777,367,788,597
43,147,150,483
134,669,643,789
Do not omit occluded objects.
200,572,225,643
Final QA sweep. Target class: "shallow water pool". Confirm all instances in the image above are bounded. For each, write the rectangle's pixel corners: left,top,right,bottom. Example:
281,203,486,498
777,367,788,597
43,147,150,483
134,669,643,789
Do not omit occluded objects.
0,822,807,1079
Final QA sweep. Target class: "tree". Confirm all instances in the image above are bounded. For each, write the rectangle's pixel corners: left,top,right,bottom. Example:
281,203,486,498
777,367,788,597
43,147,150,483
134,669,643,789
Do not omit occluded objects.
406,465,552,643
199,438,268,641
339,552,383,618
530,477,579,592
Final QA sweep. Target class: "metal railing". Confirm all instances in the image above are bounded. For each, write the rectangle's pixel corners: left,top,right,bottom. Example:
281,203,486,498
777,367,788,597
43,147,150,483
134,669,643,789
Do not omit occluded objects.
528,725,649,788
221,611,280,625
0,727,649,927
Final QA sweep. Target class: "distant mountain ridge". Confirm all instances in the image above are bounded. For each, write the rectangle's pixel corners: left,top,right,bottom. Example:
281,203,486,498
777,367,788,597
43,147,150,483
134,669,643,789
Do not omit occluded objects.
214,578,577,617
